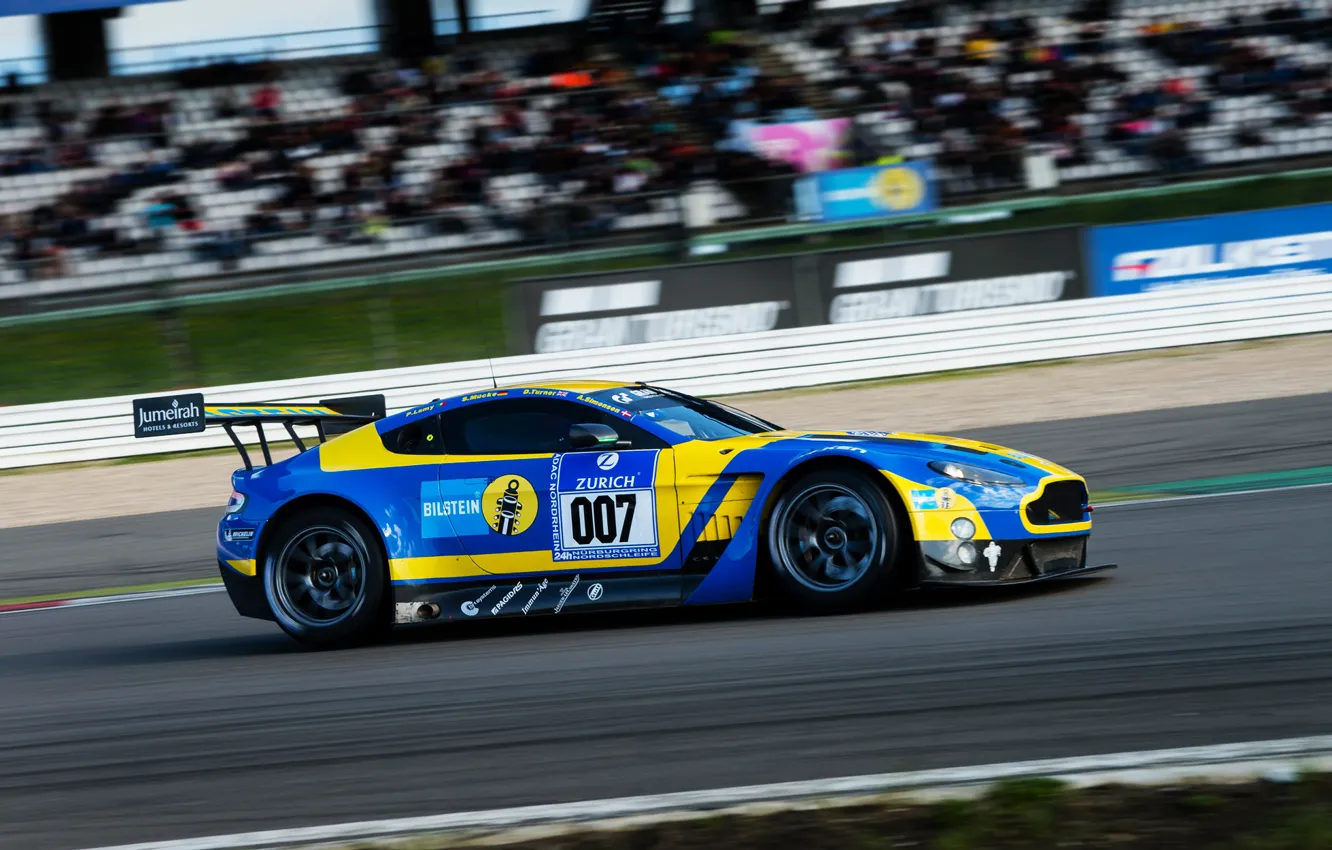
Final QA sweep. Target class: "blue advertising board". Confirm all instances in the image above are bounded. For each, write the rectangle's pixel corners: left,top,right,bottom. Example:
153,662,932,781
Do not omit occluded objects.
0,0,173,15
1087,202,1332,297
794,161,937,224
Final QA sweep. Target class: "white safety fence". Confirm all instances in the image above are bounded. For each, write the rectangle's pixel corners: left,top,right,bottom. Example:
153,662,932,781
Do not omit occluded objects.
3,274,1331,469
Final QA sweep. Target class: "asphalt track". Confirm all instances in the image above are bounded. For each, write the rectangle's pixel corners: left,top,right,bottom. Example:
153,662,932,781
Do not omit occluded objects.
0,393,1330,850
5,391,1332,598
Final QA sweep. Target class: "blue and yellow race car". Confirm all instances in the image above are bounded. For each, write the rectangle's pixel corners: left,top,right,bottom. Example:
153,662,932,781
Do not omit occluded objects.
134,381,1113,646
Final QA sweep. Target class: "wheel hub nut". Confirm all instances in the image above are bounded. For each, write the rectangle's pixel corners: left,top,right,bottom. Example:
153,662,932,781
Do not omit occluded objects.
822,527,846,550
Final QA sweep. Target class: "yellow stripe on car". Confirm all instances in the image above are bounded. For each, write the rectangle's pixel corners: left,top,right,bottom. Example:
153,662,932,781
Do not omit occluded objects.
689,474,763,545
879,470,992,541
389,552,666,582
205,406,340,418
224,559,257,576
389,556,484,582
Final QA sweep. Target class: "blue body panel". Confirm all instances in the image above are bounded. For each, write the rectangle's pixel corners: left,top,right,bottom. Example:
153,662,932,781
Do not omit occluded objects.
217,385,1096,621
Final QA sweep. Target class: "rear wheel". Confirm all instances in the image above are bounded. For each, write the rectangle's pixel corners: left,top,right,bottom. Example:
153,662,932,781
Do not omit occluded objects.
262,507,389,647
766,468,903,610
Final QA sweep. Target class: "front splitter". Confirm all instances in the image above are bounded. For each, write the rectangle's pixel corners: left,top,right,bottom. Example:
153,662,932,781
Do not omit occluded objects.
919,562,1118,588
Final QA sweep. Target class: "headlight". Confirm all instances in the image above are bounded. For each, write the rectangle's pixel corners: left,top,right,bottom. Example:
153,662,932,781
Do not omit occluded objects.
950,517,975,539
225,490,247,515
928,460,1025,486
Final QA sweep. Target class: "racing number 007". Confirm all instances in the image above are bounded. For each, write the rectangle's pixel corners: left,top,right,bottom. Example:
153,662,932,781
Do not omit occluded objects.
569,494,637,545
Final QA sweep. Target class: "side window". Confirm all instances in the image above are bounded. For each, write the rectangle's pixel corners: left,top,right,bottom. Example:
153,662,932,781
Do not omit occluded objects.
583,409,669,450
439,399,574,455
465,409,569,454
380,416,445,455
438,399,668,455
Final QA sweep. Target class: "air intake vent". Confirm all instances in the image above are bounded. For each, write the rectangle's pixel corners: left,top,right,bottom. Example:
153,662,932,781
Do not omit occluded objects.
1024,480,1088,525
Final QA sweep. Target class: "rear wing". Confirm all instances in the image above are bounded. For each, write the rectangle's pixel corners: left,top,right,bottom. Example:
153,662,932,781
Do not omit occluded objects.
132,392,386,469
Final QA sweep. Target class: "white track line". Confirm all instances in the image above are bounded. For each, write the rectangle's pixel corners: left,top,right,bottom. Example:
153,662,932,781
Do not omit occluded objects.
0,584,224,615
80,735,1332,850
1098,479,1332,508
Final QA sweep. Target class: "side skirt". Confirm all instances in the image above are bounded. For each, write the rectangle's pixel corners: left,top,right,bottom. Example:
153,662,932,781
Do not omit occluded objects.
393,571,682,624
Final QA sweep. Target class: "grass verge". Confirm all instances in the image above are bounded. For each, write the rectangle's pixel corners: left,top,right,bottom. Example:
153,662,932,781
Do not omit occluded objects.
0,577,222,606
341,774,1332,850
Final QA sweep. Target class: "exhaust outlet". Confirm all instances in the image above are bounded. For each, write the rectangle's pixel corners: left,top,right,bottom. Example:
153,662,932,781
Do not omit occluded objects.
417,602,441,620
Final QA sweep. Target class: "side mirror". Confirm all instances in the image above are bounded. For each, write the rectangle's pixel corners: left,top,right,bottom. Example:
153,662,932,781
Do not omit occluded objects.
569,423,619,450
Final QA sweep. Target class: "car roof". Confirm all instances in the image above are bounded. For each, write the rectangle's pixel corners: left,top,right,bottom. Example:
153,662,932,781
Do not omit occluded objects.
379,381,642,432
490,379,629,394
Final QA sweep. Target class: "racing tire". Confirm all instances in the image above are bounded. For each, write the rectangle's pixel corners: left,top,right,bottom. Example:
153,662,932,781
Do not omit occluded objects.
262,507,390,648
765,467,903,611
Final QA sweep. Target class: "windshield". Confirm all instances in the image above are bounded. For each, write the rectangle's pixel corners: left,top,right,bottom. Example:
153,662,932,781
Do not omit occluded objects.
588,386,781,442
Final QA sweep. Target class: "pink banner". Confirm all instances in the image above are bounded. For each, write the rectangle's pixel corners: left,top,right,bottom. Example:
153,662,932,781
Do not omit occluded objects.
744,118,853,173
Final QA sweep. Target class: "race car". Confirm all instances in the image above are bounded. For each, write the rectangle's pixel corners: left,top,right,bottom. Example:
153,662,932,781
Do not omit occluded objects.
133,381,1113,646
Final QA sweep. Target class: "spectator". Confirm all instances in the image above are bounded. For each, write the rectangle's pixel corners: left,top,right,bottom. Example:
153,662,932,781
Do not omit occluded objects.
252,84,281,120
244,202,286,239
1236,125,1265,147
1150,129,1197,175
214,91,241,119
142,194,178,249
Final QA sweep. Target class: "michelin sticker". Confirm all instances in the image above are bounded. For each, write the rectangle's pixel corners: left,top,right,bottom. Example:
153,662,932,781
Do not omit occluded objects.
550,450,660,562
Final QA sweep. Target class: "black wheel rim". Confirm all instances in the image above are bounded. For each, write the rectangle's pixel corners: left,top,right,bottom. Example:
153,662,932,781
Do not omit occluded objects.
272,526,366,628
774,483,880,592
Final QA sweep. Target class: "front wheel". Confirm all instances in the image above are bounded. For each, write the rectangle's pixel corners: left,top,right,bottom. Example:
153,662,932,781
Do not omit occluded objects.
262,507,389,647
765,468,903,611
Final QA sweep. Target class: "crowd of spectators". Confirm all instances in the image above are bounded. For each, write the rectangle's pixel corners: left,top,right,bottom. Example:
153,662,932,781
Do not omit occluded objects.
1,155,191,278
777,0,1332,187
0,26,809,279
5,0,1332,281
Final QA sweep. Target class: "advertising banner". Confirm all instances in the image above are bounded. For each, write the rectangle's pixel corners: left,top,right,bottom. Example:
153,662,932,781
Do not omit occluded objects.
512,257,799,355
512,228,1089,354
132,393,204,438
735,118,853,173
1088,203,1332,297
0,0,173,15
815,227,1087,325
794,161,937,223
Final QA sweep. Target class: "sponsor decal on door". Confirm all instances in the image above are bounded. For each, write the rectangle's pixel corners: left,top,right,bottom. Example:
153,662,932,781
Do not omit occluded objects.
550,450,660,562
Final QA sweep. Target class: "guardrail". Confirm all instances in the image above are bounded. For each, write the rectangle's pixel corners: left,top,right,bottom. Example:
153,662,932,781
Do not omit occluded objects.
3,275,1330,469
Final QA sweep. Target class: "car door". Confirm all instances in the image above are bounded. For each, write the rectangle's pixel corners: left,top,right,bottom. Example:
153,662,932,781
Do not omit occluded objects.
433,397,683,612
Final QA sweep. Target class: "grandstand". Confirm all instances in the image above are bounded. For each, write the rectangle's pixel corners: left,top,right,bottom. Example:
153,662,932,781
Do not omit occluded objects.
1,0,1331,300
777,0,1332,188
